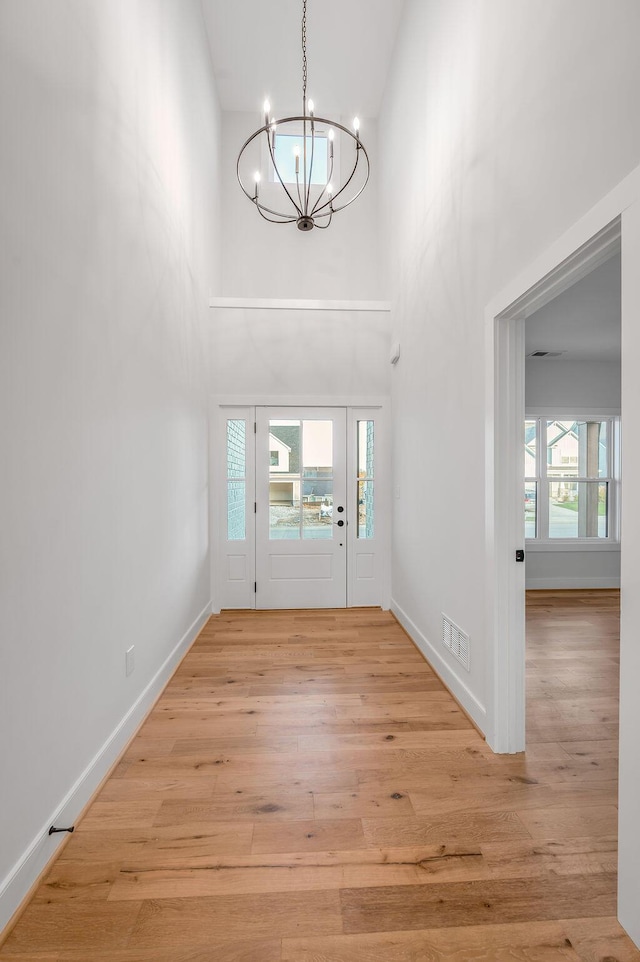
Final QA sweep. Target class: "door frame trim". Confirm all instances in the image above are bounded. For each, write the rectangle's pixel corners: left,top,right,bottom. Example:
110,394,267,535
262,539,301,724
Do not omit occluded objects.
212,395,389,408
485,205,624,753
211,396,391,614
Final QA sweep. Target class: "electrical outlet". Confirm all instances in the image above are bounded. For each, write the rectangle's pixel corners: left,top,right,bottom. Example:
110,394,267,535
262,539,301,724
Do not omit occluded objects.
125,645,135,677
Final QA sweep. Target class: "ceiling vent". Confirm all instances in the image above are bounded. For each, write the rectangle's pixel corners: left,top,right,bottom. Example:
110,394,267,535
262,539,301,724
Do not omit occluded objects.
527,351,565,358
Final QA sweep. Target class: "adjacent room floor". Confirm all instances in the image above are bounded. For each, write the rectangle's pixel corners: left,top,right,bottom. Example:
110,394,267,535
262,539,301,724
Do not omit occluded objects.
2,593,637,960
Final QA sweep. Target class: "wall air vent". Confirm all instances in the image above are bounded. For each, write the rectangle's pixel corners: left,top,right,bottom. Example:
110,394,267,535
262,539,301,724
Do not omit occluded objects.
442,614,470,671
527,351,565,358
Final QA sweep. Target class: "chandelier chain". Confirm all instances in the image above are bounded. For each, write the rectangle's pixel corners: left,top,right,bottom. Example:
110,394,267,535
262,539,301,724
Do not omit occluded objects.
302,0,307,109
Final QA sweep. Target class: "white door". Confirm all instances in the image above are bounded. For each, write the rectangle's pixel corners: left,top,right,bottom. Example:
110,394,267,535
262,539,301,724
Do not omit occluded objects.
256,407,347,608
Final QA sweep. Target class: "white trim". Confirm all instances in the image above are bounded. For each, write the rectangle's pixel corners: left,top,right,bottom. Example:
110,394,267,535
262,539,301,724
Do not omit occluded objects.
500,218,621,319
209,297,392,313
347,407,391,609
485,185,633,756
213,394,388,409
212,406,256,613
0,602,211,934
212,398,391,612
487,314,526,753
391,599,487,734
526,407,621,418
526,577,620,589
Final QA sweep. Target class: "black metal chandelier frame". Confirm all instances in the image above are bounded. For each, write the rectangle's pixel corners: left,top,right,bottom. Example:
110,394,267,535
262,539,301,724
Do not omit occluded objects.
236,0,370,232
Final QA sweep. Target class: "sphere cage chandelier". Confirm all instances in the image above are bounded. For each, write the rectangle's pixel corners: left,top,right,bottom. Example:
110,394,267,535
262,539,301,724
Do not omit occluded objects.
236,0,370,232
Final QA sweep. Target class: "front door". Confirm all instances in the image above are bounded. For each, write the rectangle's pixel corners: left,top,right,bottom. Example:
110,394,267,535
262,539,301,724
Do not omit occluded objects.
255,407,347,608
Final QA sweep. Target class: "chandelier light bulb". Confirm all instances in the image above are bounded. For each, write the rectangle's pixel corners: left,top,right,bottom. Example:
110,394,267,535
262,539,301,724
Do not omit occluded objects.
353,116,360,131
307,99,314,115
263,99,271,124
254,171,261,182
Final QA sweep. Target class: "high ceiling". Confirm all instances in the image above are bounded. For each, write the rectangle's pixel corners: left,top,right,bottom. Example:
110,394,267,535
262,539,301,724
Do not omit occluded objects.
201,0,406,118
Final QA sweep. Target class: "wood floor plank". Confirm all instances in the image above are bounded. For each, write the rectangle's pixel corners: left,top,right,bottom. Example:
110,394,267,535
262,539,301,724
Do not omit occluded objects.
33,861,121,903
297,730,483,753
339,874,617,933
96,775,219,802
0,955,60,961
407,777,617,817
127,891,342,945
0,903,143,953
514,804,618,840
52,822,255,865
252,818,367,854
1,595,629,961
281,920,584,961
312,790,415,820
55,942,282,962
79,801,162,831
362,811,532,847
214,768,358,795
108,862,345,900
153,792,314,824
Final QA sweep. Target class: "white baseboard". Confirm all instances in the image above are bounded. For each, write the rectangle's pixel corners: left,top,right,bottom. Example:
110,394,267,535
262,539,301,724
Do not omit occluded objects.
390,598,487,735
526,577,621,589
0,601,211,936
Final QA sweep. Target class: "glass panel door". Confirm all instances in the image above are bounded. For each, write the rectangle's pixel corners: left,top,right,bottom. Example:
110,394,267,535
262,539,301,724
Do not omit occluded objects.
256,408,347,609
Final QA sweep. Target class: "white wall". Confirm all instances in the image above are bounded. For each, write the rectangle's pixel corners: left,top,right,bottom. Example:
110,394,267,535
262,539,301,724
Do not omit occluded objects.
525,359,621,588
0,0,221,931
379,0,640,940
220,111,382,301
524,546,620,590
209,307,390,399
525,359,621,410
207,109,389,400
380,0,639,728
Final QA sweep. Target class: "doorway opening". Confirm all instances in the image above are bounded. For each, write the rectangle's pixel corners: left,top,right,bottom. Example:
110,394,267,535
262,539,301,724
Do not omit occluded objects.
487,216,621,754
522,250,621,753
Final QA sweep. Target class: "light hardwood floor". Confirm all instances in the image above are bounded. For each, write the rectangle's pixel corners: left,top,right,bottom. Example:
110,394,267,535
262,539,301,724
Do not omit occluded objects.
2,593,638,960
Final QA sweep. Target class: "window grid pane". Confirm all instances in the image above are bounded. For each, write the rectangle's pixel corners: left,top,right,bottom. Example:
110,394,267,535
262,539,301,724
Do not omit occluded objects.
226,419,246,541
524,419,537,478
524,482,537,538
546,420,609,481
358,421,374,539
549,481,608,539
526,416,615,542
227,419,246,478
227,481,246,541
